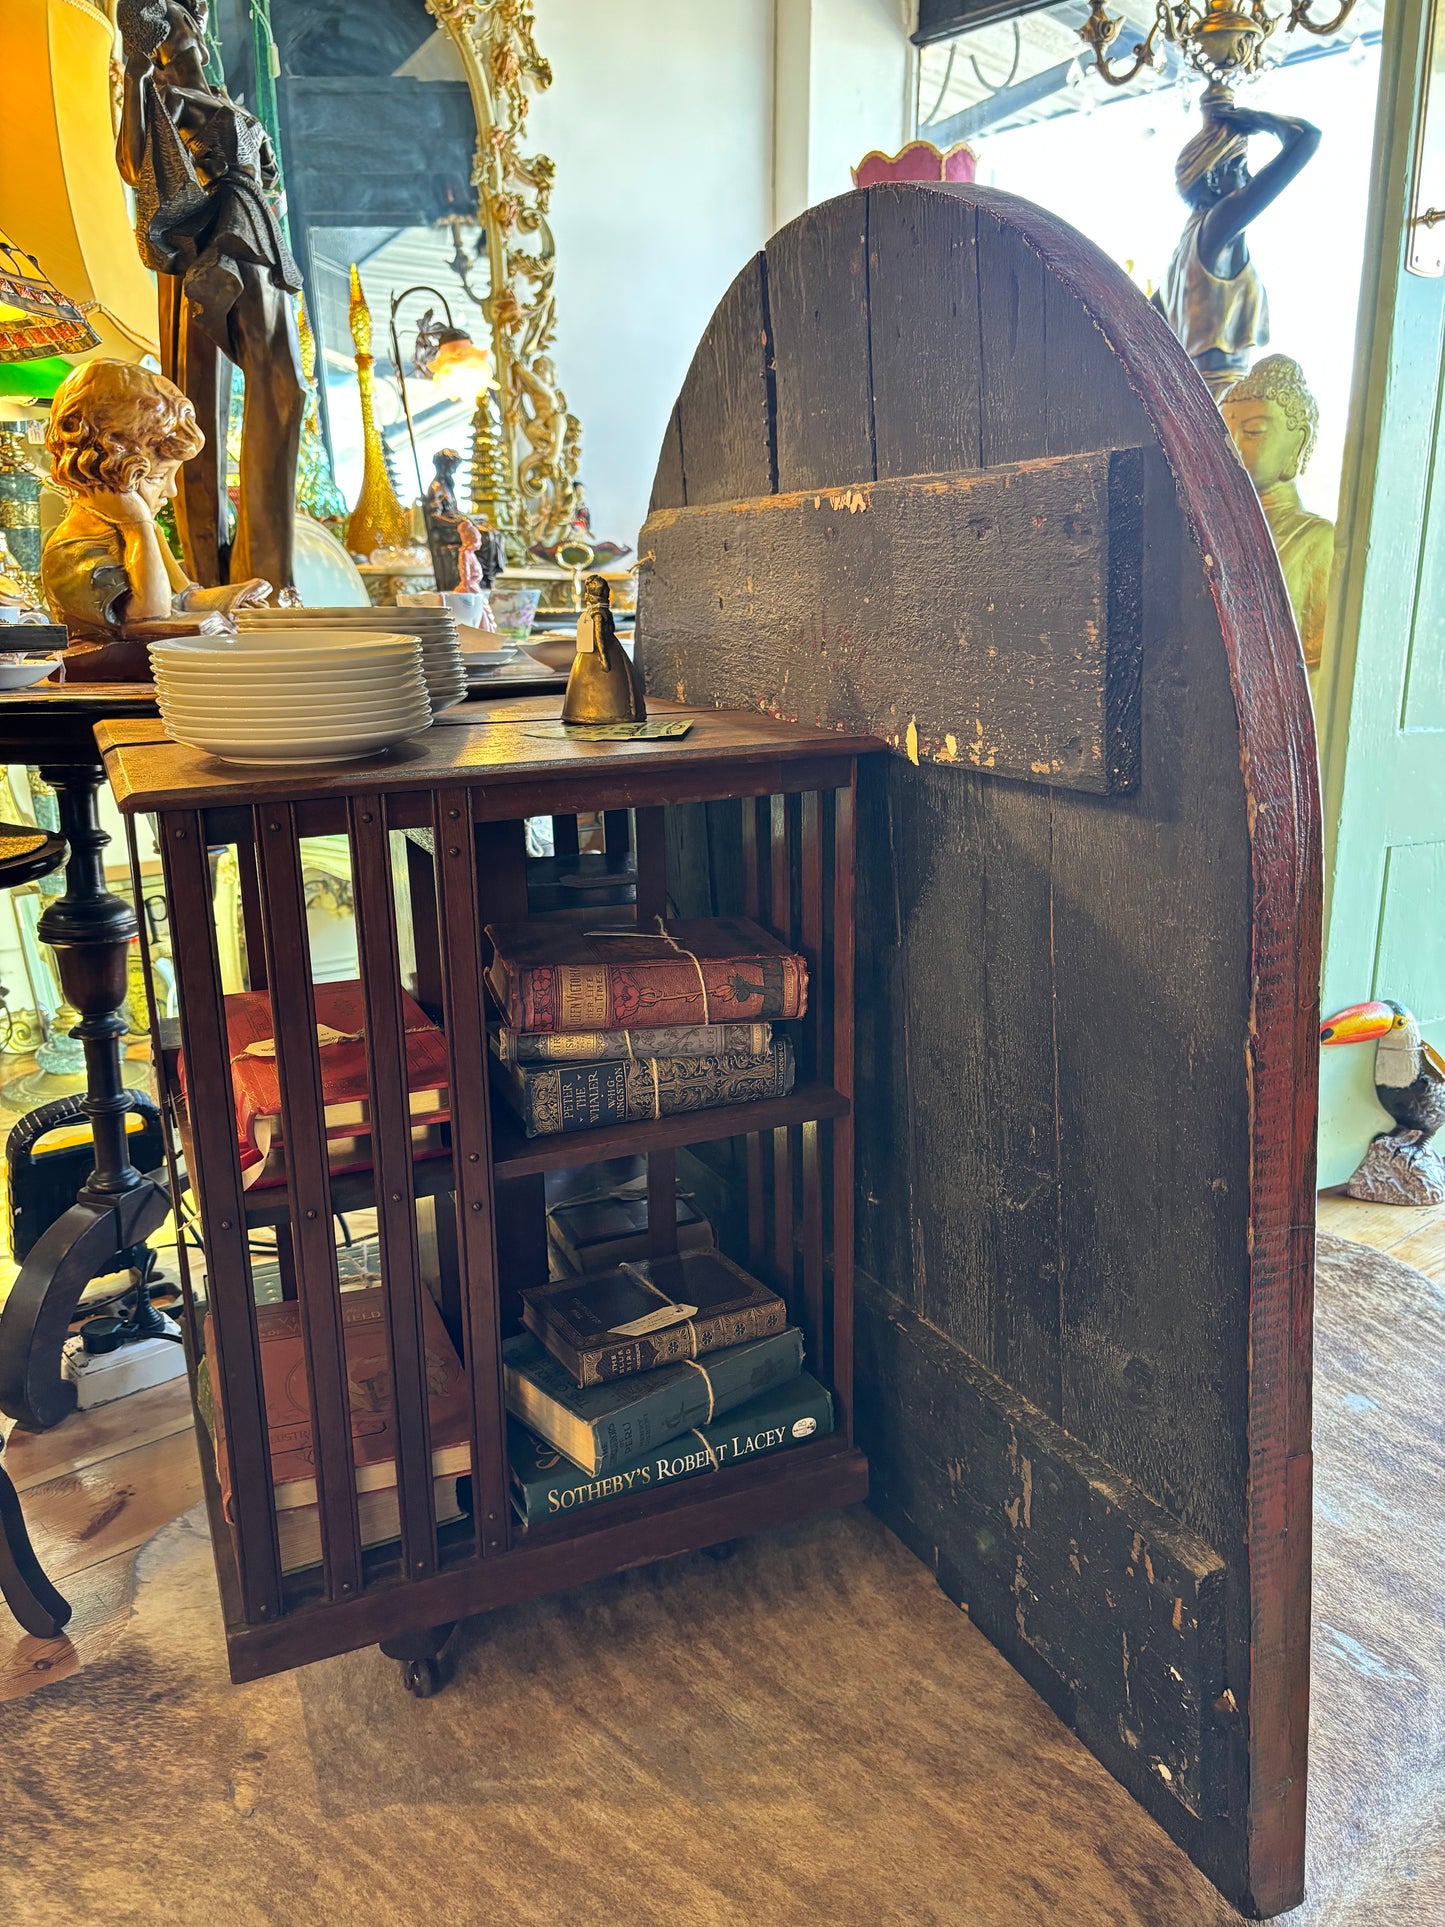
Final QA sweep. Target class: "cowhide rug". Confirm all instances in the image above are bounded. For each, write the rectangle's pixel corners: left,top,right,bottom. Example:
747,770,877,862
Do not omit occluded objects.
0,1230,1437,1927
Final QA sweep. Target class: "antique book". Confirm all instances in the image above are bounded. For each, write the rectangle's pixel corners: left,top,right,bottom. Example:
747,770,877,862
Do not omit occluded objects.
509,1371,835,1526
484,916,808,1034
182,979,450,1187
496,1020,772,1065
199,1284,472,1517
502,1326,804,1476
522,1248,787,1386
275,1476,466,1575
547,1190,714,1275
492,1035,795,1138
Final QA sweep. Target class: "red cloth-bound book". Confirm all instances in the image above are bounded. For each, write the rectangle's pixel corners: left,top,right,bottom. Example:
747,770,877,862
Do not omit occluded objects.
180,979,451,1187
484,916,808,1036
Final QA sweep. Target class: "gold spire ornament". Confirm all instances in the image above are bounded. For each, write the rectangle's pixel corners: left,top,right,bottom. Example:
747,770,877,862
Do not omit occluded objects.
344,265,411,558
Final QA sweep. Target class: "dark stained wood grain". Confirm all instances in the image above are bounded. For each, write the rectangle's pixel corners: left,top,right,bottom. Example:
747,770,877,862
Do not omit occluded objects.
648,405,685,516
977,205,1049,467
766,197,874,491
159,813,282,1624
253,806,363,1602
349,796,438,1580
639,180,1319,1918
640,453,1144,793
96,702,879,816
868,183,982,479
672,253,776,505
857,1285,1230,1829
432,786,510,1560
224,1437,868,1681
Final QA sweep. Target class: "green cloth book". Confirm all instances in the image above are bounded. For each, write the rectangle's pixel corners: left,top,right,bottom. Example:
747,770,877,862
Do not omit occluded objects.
502,1326,804,1476
509,1371,835,1526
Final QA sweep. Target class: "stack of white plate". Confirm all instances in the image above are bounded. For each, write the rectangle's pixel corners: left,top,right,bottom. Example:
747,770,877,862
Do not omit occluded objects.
149,632,431,765
238,605,466,711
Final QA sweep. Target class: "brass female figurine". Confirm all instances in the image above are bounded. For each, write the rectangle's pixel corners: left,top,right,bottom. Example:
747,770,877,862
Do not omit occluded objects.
562,576,646,725
41,361,269,681
115,0,305,594
1222,355,1334,669
1159,93,1320,402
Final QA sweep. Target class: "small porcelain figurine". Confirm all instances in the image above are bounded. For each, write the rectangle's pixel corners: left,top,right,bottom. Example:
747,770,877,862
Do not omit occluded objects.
456,519,485,595
562,575,645,725
1321,1001,1445,1205
1222,355,1334,669
42,360,269,681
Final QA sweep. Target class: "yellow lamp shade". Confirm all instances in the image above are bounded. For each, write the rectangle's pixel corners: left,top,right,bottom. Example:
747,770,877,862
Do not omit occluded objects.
0,0,158,363
428,330,497,402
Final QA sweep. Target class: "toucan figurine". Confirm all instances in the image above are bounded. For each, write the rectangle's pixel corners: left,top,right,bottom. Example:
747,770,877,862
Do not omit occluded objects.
1320,1000,1445,1205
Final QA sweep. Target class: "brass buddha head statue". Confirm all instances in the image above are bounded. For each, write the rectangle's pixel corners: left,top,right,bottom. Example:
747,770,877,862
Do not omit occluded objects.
1221,356,1319,494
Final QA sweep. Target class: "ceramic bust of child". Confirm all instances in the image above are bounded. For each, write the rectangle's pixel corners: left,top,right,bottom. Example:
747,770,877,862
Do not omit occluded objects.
1221,355,1334,670
41,360,270,681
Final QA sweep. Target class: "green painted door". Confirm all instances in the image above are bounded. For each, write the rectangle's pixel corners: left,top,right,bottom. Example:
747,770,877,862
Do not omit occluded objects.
1318,0,1445,1186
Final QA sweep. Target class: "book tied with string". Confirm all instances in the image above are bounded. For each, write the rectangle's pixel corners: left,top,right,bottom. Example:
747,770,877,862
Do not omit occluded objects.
503,1326,804,1476
483,916,808,1035
520,1248,788,1386
491,1033,795,1138
185,979,450,1187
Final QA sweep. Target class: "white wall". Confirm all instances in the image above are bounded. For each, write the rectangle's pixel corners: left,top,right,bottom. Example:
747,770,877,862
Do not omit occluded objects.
529,0,777,552
530,0,911,551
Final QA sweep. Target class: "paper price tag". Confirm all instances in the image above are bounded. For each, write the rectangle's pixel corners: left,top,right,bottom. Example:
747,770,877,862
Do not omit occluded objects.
608,1302,700,1339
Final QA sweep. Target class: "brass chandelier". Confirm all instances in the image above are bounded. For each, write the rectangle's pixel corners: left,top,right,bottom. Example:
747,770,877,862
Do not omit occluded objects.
1078,0,1359,90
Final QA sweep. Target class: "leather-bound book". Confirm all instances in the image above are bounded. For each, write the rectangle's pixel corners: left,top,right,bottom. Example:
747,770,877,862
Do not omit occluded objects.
502,1326,804,1475
491,1036,795,1138
199,1284,472,1522
547,1189,714,1275
484,916,808,1034
183,979,450,1187
521,1248,787,1387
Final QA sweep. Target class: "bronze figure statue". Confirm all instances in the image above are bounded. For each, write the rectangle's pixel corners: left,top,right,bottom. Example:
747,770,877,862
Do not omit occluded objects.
562,576,645,725
115,0,305,594
41,361,269,681
1222,355,1334,668
1158,91,1319,402
423,447,503,591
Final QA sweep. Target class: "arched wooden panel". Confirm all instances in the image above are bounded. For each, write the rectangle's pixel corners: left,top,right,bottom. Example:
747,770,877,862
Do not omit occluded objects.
638,183,1319,1918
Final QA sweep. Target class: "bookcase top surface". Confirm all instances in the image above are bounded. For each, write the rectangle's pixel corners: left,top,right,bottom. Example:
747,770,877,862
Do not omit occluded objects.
96,697,883,814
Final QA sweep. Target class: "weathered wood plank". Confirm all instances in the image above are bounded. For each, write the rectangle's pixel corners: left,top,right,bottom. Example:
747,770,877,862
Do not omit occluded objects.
892,763,1063,1417
766,198,874,491
856,1279,1230,1832
977,207,1049,466
648,405,685,514
641,452,1144,793
1051,459,1252,1566
673,254,775,505
867,183,982,479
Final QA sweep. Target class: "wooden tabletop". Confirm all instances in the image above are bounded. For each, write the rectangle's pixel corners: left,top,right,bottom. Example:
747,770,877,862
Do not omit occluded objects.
0,683,160,766
96,698,884,815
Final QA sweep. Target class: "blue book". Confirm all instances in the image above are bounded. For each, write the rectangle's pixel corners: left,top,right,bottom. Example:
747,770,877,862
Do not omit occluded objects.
509,1372,835,1526
502,1326,804,1475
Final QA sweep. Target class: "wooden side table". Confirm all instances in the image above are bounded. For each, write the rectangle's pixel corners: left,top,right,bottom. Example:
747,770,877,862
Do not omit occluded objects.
99,698,882,1688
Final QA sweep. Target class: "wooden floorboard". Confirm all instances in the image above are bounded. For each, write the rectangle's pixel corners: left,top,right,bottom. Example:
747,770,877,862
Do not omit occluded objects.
1316,1189,1445,1257
2,1374,193,1494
